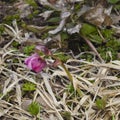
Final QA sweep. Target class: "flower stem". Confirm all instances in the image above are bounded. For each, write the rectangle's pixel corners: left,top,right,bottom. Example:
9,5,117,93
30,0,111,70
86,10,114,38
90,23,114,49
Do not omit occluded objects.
61,62,73,83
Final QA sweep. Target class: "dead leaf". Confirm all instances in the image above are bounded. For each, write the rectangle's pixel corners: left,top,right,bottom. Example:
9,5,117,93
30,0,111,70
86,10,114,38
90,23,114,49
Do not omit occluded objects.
111,14,120,25
81,4,113,27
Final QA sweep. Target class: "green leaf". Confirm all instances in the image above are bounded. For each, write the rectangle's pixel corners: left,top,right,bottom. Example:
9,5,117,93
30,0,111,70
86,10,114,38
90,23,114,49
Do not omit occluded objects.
61,32,69,41
28,102,40,116
80,23,97,36
47,17,60,23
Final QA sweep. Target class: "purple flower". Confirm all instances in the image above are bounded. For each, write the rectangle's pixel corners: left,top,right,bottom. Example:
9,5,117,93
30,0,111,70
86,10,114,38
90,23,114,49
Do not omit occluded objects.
25,53,46,73
36,44,51,55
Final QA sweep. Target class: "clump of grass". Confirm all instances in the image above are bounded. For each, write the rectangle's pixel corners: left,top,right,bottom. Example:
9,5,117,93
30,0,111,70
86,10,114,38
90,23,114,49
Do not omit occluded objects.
28,101,41,116
12,41,20,48
25,0,38,8
61,111,71,120
3,14,20,25
54,52,71,62
95,97,107,110
98,39,120,61
22,82,36,92
23,45,35,55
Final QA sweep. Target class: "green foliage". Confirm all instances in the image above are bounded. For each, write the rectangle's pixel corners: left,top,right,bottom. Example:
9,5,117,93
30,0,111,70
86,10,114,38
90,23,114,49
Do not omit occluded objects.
28,10,39,19
3,14,20,25
79,22,120,61
74,3,82,11
28,101,40,116
33,10,40,16
22,82,36,92
25,0,38,7
0,24,5,35
12,41,19,48
61,32,69,41
80,24,114,44
67,83,74,93
47,17,61,24
54,52,70,62
90,27,113,44
80,23,97,36
67,82,83,97
61,111,71,120
80,23,104,44
115,4,120,10
101,29,113,39
112,115,115,120
95,98,106,109
80,53,94,61
98,39,120,61
106,39,120,50
23,45,35,55
89,34,103,44
107,0,119,4
41,32,49,39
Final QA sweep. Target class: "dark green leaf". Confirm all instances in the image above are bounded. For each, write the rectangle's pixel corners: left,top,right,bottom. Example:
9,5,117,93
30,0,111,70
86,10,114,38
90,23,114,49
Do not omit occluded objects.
47,17,60,23
80,23,97,36
61,32,69,41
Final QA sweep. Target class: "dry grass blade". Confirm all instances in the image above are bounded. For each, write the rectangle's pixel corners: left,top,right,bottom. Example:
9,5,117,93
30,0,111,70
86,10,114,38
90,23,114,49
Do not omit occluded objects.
40,72,59,106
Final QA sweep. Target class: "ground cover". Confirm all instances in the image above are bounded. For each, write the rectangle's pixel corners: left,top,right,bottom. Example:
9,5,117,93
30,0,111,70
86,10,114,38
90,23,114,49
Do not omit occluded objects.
0,0,120,119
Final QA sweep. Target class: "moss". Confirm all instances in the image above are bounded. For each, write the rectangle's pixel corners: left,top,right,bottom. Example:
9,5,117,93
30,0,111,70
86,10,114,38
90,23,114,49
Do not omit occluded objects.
25,0,38,8
0,24,5,35
12,41,20,48
3,14,20,25
28,101,40,116
101,29,113,39
27,9,40,19
98,39,120,61
23,45,35,55
95,97,107,110
54,52,71,62
33,10,39,15
22,82,36,92
106,39,120,50
41,32,49,39
61,111,71,120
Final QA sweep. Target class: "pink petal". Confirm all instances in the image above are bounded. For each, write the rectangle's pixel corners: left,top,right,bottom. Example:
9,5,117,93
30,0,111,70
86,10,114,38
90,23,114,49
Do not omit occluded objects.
24,53,47,73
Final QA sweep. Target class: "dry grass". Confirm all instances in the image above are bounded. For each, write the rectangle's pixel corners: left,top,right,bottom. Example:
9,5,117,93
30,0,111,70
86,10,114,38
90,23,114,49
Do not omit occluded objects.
0,22,120,120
